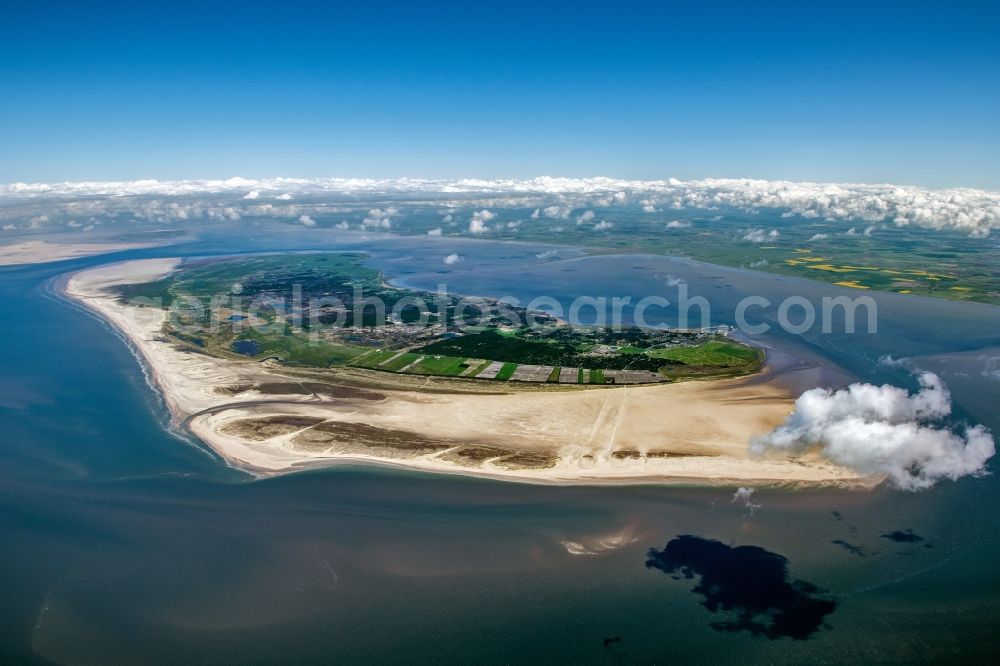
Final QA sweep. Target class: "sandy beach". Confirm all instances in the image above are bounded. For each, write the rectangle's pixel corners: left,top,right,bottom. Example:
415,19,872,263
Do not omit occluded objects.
0,240,159,266
65,258,876,488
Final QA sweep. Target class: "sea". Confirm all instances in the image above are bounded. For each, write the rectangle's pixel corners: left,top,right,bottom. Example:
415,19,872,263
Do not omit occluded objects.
2,226,999,663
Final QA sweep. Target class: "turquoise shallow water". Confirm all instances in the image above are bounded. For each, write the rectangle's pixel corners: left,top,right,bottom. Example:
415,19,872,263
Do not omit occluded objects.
2,232,1000,664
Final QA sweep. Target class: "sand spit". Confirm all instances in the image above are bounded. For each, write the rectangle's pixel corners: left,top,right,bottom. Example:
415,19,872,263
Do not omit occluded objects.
1,240,159,266
65,258,877,488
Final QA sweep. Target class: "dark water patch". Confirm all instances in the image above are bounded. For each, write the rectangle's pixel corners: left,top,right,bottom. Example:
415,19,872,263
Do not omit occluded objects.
881,529,924,543
230,339,260,356
646,535,836,639
830,509,860,535
830,540,866,557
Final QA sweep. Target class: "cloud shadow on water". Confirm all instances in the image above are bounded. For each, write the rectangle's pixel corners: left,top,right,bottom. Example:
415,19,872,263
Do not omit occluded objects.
646,535,837,640
881,529,923,543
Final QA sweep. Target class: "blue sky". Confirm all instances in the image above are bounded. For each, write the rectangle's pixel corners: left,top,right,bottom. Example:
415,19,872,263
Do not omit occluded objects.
2,1,999,187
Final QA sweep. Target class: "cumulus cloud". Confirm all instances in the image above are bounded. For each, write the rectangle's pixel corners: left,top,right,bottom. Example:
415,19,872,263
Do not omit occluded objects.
577,210,595,224
540,205,570,220
809,233,830,241
334,220,350,230
362,207,397,228
442,213,453,223
427,227,442,236
980,355,1000,382
593,220,614,231
469,209,495,233
877,355,912,369
732,487,760,515
243,190,260,200
750,372,995,490
442,253,463,265
4,176,999,235
298,215,316,227
666,220,691,229
662,274,684,287
742,228,780,243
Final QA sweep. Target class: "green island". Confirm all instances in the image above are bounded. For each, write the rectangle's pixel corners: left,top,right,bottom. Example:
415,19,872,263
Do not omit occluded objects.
112,253,763,385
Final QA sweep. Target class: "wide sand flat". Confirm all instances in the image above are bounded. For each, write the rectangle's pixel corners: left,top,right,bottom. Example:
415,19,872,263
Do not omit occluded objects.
0,240,158,266
66,258,876,488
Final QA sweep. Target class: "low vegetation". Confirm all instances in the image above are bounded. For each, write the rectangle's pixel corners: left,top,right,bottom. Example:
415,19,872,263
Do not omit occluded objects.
111,252,764,383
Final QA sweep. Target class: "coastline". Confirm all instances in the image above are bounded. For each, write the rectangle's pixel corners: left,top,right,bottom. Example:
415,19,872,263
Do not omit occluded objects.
64,257,878,488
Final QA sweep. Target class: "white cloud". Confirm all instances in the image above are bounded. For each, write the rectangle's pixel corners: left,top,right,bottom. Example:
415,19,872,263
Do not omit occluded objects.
878,355,912,368
666,220,691,229
750,372,995,490
593,220,614,230
541,205,569,220
243,190,260,200
275,193,292,200
427,227,442,236
663,274,684,286
530,208,540,219
2,224,14,231
4,176,998,235
469,209,494,234
298,215,316,227
577,210,595,224
443,253,463,265
809,233,830,241
362,207,397,228
506,220,522,230
334,220,350,230
980,356,1000,382
442,213,453,223
742,228,780,243
732,487,760,515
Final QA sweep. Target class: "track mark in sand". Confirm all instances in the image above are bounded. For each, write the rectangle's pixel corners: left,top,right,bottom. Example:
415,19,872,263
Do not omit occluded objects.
586,389,625,448
604,388,630,454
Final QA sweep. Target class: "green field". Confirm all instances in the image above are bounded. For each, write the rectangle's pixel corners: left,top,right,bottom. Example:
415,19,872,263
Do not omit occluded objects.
406,355,473,376
495,363,518,381
646,340,762,366
112,252,764,383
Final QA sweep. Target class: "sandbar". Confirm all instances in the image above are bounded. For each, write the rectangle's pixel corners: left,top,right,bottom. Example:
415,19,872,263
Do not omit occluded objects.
1,240,158,266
